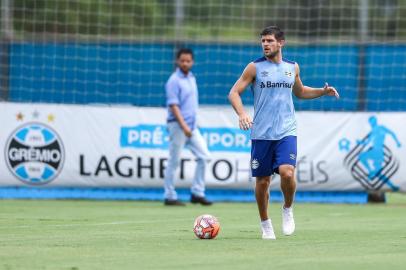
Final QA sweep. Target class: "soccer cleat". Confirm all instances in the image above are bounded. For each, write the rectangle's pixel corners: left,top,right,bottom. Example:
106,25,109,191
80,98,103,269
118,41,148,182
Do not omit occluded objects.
164,199,186,206
261,219,276,240
190,194,213,206
282,206,295,236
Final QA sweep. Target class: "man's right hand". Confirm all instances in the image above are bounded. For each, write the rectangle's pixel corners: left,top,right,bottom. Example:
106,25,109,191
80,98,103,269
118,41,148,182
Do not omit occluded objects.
239,113,253,130
183,126,193,137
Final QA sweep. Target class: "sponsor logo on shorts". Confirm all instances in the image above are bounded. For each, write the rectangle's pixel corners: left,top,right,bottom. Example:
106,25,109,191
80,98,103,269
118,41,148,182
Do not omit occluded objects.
251,159,259,169
290,154,296,160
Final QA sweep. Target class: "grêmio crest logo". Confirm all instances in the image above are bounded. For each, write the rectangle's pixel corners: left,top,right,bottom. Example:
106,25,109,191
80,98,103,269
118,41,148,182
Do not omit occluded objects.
259,81,293,89
5,123,65,185
338,116,402,191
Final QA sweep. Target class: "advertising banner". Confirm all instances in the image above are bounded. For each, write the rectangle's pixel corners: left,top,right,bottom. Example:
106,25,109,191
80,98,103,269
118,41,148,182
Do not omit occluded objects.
1,102,405,192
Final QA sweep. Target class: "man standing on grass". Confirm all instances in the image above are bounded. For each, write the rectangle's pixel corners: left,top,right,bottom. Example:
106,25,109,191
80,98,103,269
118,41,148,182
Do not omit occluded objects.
164,48,212,206
228,26,339,239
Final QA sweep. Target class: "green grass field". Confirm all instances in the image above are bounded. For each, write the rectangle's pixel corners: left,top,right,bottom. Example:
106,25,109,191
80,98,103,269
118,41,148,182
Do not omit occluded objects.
1,194,406,270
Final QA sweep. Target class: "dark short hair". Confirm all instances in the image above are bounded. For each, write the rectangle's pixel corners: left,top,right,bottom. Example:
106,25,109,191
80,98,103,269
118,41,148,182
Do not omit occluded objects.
176,48,194,59
260,26,285,40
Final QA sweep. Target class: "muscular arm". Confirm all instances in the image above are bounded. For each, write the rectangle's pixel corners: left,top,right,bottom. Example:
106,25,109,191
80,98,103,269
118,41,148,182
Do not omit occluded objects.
228,62,256,130
292,63,339,99
170,104,192,137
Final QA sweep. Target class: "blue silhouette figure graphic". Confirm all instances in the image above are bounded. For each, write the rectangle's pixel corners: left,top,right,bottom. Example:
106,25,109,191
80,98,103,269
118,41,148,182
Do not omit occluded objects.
358,116,401,191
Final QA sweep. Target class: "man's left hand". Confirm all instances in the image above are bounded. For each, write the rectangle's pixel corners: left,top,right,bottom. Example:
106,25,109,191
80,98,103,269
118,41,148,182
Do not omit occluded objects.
323,82,339,99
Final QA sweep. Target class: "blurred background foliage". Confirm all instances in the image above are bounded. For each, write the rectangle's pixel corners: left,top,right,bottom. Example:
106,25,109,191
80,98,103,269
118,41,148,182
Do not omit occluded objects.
6,0,406,42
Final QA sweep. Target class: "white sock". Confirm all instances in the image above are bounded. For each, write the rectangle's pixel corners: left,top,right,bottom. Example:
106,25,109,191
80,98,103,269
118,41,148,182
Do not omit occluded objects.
261,219,272,227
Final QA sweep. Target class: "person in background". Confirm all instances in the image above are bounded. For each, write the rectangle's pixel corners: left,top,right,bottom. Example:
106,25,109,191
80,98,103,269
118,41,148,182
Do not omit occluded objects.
163,48,212,206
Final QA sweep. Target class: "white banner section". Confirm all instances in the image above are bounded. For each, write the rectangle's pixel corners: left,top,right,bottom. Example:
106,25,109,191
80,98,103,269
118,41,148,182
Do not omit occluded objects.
1,102,405,192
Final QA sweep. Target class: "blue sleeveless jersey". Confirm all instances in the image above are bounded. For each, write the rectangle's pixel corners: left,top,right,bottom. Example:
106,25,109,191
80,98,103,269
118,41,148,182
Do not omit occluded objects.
251,57,297,140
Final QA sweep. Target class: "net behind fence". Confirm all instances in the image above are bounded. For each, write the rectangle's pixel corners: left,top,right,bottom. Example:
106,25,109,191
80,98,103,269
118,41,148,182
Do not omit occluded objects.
1,0,406,111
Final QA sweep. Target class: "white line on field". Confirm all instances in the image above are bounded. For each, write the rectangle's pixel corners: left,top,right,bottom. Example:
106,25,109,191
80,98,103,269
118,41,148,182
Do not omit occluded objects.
0,218,193,229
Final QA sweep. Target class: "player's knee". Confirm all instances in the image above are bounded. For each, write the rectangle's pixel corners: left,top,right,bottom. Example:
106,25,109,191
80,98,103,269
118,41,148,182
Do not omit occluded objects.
257,180,269,187
168,158,180,168
280,168,294,181
256,182,269,192
256,177,270,186
193,147,211,162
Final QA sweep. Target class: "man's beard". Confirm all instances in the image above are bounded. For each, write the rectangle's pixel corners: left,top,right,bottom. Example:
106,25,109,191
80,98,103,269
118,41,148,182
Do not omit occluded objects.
180,66,190,73
265,50,279,58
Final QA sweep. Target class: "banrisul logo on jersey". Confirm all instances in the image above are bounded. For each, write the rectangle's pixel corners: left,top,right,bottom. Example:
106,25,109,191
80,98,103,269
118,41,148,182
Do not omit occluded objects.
338,116,402,191
5,122,65,185
259,81,293,89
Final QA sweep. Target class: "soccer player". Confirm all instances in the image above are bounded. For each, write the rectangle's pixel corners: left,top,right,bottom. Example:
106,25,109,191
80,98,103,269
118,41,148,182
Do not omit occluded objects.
164,48,212,206
228,26,339,239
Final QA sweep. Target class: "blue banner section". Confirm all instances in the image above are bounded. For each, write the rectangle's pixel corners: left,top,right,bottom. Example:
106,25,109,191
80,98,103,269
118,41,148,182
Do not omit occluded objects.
120,124,168,149
120,124,251,152
201,127,251,152
0,187,368,203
